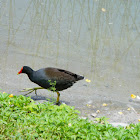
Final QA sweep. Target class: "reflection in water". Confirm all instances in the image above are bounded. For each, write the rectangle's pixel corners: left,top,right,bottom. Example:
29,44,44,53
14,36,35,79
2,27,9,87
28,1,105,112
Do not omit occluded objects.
0,0,140,103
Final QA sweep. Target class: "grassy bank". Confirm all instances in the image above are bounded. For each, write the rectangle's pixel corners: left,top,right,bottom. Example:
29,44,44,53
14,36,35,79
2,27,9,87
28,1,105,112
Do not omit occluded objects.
0,92,140,139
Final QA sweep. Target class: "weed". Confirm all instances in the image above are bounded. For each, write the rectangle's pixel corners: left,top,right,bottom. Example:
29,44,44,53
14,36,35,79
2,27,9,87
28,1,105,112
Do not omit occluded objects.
0,92,140,139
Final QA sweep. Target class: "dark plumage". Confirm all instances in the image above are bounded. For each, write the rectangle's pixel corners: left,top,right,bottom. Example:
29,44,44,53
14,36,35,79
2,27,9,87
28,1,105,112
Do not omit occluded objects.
18,66,84,104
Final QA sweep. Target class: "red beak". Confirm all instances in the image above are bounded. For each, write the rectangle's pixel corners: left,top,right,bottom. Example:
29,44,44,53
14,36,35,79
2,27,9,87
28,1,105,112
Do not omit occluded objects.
17,67,23,75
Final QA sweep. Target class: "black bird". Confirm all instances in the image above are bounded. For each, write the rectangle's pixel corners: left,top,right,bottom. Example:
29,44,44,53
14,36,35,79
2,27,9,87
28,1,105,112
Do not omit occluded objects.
18,66,84,104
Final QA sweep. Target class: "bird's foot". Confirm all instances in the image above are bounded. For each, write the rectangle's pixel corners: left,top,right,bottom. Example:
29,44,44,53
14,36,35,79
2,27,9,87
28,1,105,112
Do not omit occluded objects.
20,88,35,92
20,88,37,96
55,101,61,106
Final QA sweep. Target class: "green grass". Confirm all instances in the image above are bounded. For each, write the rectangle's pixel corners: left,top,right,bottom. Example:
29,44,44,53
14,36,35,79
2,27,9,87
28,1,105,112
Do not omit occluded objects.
0,92,140,140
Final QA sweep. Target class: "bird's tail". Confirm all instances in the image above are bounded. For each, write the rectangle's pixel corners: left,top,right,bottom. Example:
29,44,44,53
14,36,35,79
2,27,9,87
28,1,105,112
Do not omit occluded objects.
77,75,84,81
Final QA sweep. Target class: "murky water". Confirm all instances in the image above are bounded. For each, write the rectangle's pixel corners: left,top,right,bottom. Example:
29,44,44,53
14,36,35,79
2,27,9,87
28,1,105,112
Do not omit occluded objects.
0,0,140,118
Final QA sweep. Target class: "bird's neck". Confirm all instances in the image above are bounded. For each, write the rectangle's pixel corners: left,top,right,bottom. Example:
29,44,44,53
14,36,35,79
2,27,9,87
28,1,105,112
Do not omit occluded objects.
26,68,34,80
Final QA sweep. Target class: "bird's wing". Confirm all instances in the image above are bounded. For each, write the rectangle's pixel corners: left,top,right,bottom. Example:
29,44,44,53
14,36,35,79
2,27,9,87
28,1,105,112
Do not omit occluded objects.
44,67,76,82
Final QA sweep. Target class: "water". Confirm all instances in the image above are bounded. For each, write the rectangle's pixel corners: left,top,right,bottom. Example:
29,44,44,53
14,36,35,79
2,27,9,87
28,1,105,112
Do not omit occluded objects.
0,0,140,120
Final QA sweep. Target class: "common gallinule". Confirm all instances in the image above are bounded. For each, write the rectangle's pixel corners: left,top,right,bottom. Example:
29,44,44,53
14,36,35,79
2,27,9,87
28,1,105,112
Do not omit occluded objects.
18,66,84,104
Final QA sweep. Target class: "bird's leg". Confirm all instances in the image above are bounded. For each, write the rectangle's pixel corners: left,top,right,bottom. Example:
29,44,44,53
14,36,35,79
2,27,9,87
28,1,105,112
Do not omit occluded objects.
56,92,60,105
35,89,37,96
20,87,44,96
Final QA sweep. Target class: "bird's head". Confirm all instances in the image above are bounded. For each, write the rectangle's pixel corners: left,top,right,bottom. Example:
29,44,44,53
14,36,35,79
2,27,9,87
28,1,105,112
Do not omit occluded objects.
17,66,33,75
